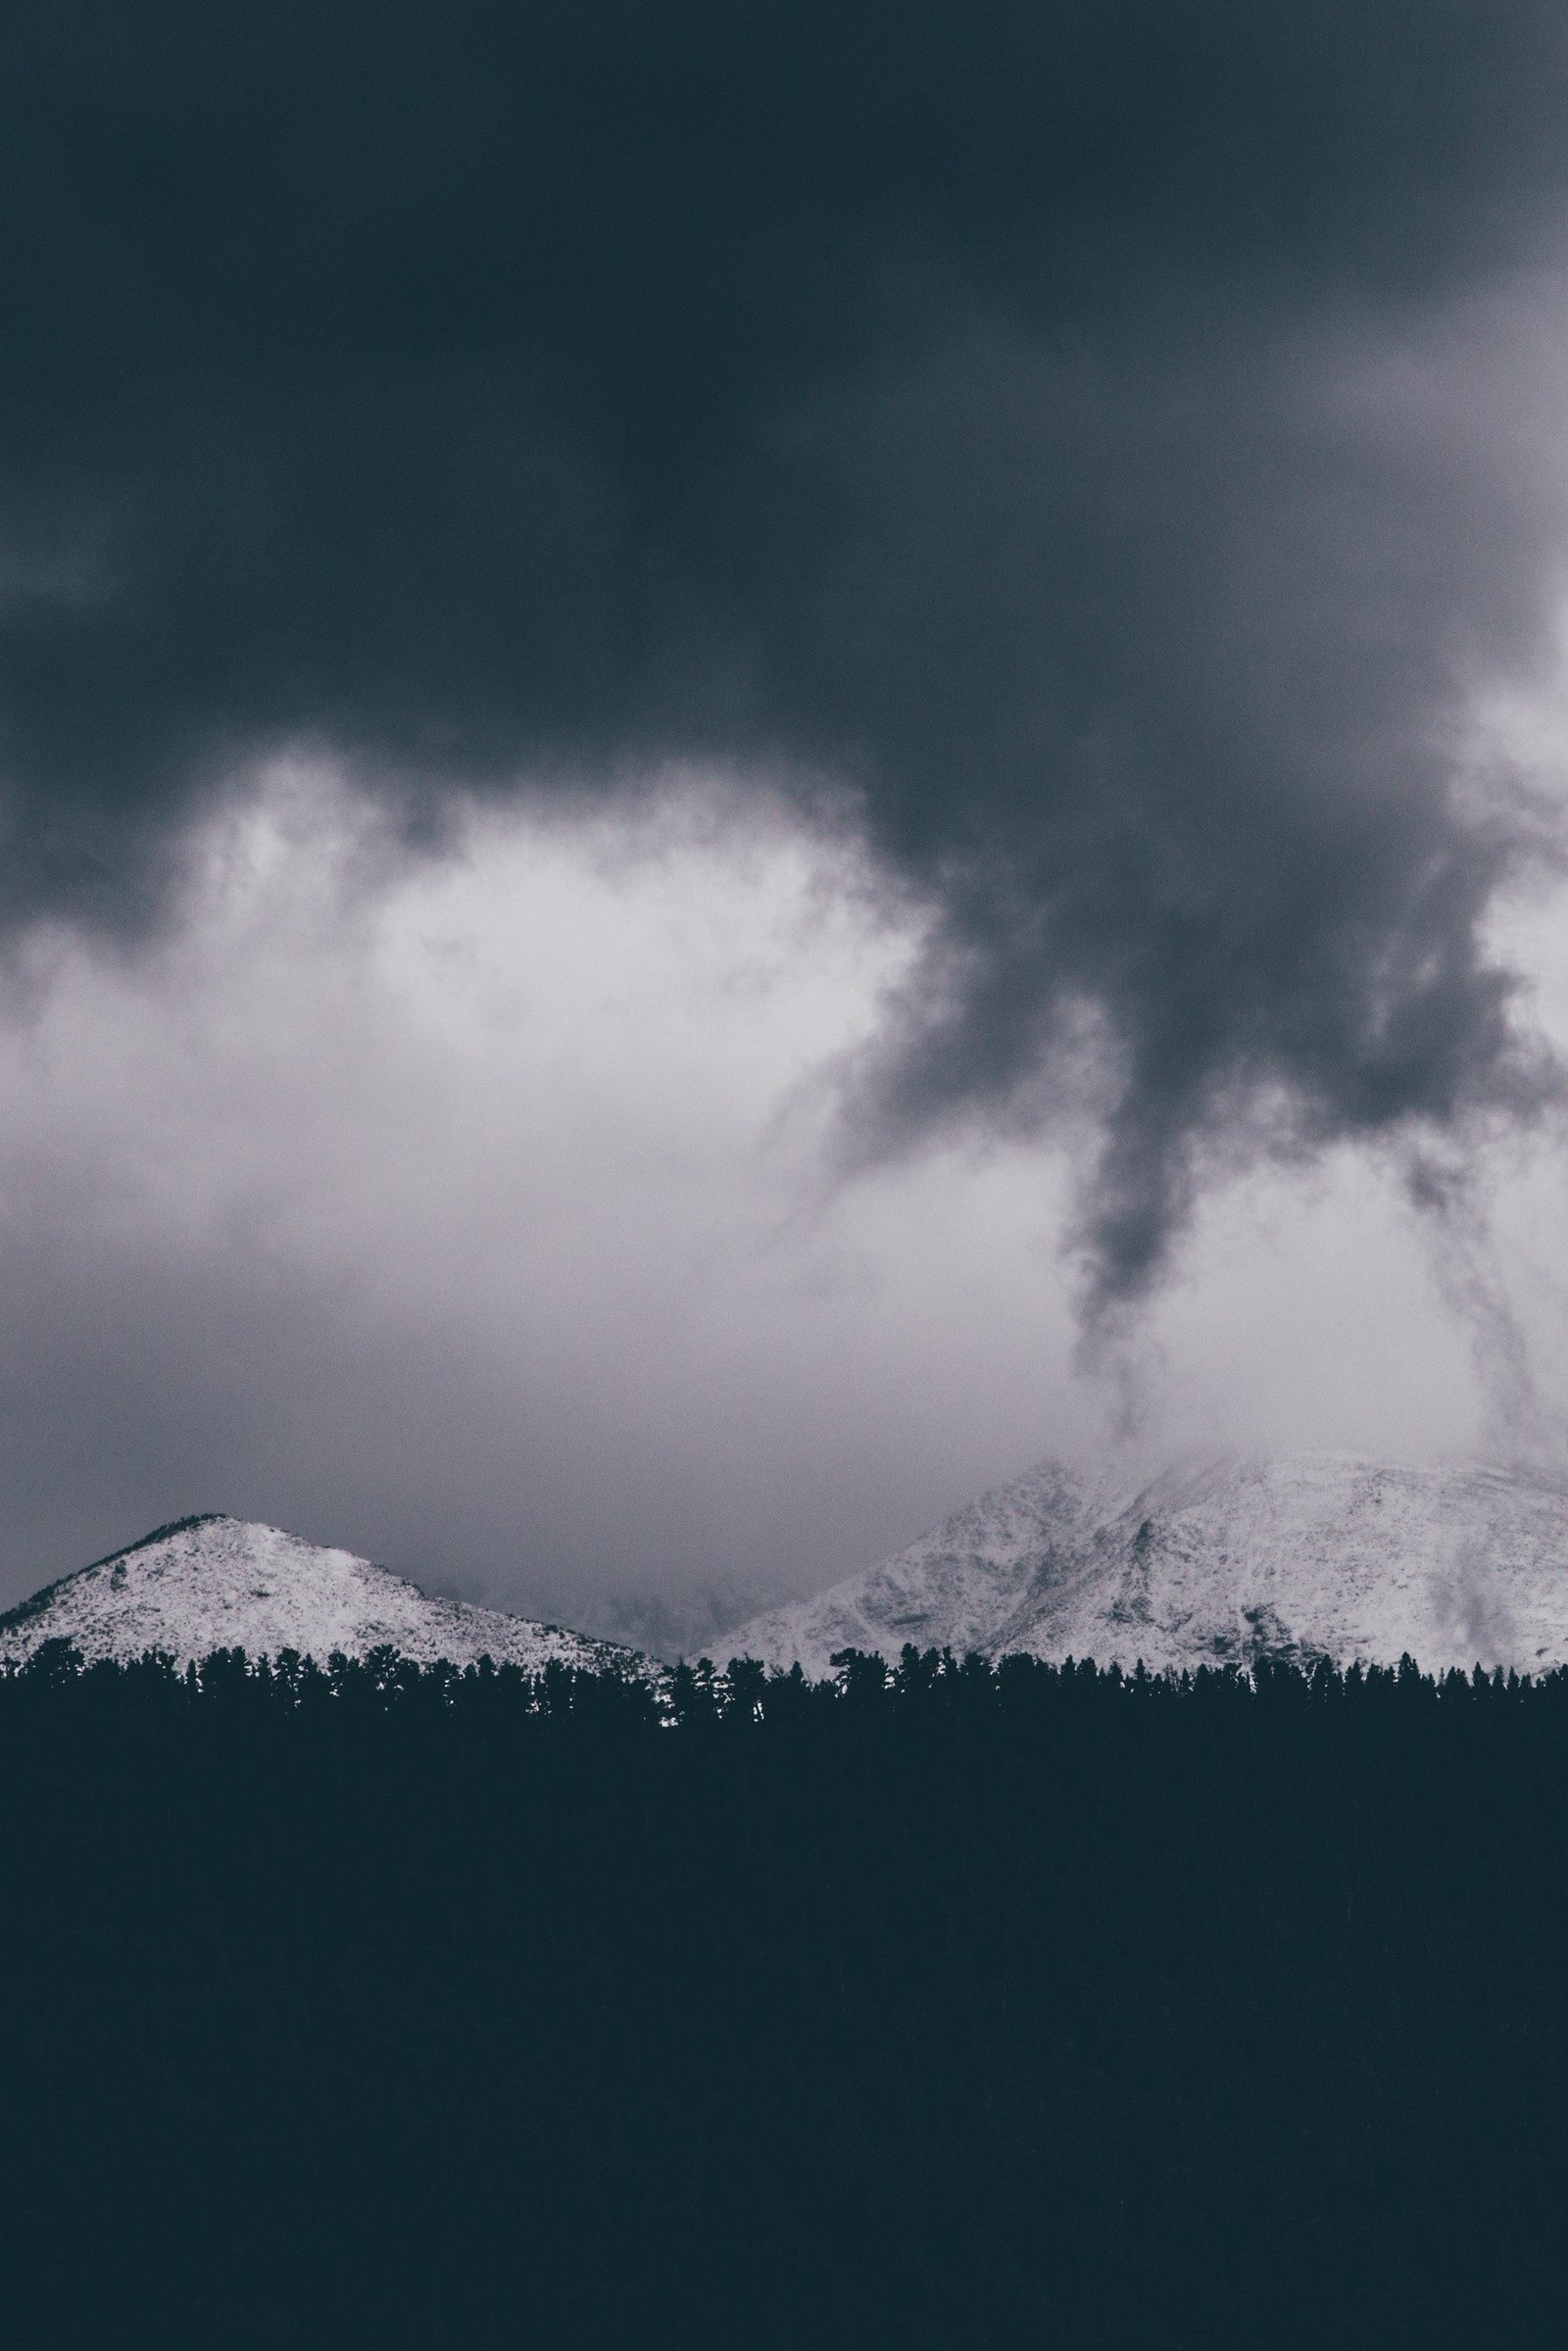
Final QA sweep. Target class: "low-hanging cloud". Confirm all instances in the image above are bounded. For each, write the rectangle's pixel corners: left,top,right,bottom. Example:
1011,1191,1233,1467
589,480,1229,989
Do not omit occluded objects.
5,0,1568,1317
0,776,1507,1614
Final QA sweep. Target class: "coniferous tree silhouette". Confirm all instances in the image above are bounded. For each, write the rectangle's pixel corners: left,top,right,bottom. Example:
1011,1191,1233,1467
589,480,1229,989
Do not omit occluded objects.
2,1641,1568,2344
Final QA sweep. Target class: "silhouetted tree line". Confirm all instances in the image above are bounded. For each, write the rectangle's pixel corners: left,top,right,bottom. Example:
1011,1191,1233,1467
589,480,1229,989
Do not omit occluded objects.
3,1637,1568,2348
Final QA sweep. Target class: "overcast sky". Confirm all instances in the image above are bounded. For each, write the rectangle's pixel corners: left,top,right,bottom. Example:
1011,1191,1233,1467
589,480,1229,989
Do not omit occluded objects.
5,1,1568,1618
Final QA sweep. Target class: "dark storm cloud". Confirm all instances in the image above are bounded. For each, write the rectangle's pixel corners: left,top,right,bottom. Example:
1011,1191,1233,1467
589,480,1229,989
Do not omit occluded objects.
5,0,1568,1306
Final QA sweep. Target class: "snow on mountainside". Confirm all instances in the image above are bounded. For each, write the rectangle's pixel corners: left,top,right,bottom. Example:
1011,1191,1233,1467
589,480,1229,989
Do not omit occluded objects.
719,1454,1568,1680
0,1513,664,1685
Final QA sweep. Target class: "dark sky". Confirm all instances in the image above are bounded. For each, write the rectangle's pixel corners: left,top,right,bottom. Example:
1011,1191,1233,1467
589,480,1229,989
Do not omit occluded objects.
4,1,1568,1608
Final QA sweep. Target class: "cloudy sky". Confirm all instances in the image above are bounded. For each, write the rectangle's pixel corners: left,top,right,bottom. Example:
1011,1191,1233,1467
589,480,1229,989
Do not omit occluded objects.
6,0,1568,1622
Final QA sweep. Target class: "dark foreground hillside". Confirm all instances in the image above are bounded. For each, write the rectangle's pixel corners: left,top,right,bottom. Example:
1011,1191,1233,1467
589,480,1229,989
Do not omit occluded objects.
2,1641,1567,2349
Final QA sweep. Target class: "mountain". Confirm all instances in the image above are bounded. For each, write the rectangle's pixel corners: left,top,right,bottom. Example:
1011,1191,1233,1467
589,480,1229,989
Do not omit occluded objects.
0,1512,664,1684
558,1576,784,1665
718,1453,1568,1680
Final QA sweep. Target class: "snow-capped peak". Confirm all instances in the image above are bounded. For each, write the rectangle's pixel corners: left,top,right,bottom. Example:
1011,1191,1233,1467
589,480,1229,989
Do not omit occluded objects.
718,1451,1568,1680
0,1512,662,1684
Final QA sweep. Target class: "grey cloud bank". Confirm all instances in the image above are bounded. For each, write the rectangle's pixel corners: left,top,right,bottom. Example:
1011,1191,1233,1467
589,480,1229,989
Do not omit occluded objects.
3,0,1568,1316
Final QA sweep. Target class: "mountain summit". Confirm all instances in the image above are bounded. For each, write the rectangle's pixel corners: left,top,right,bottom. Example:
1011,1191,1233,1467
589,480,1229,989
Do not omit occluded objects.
720,1453,1568,1680
0,1513,661,1683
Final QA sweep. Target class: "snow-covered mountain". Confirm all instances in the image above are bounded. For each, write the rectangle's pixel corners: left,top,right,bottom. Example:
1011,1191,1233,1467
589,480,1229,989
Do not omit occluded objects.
0,1513,664,1684
719,1453,1568,1680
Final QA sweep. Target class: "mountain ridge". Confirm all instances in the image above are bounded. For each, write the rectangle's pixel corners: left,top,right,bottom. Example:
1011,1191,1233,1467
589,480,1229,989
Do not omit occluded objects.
0,1513,665,1686
717,1450,1568,1681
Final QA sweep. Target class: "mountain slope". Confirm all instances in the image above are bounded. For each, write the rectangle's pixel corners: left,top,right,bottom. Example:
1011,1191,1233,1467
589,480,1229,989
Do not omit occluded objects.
720,1453,1568,1679
0,1513,662,1683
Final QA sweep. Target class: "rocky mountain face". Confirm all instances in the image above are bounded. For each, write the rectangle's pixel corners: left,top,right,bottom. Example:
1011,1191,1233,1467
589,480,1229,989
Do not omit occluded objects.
718,1454,1568,1680
0,1512,663,1684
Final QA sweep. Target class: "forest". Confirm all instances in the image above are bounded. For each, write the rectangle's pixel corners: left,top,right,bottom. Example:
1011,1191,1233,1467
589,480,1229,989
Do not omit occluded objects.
2,1637,1566,2348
